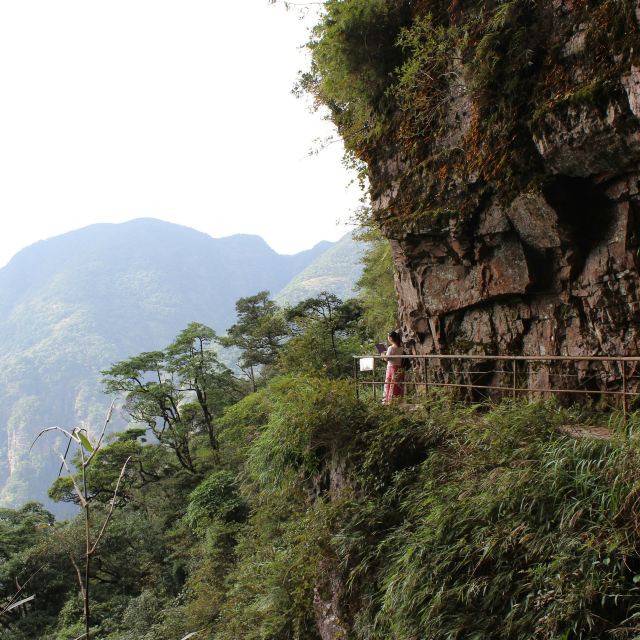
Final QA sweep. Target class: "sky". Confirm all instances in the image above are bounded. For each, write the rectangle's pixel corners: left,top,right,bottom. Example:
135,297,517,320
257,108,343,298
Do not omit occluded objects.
0,0,361,267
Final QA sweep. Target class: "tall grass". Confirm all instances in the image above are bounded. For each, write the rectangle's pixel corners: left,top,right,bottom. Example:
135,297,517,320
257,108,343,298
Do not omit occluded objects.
212,379,640,639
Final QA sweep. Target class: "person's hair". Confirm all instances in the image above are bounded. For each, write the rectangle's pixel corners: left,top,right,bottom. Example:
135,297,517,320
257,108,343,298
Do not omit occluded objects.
388,330,402,347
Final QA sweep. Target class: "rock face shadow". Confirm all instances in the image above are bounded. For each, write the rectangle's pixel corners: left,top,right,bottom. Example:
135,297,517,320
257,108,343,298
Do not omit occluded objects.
369,1,640,395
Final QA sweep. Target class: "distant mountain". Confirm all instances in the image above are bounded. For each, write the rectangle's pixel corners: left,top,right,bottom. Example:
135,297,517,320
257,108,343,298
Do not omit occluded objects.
275,231,365,306
0,218,334,512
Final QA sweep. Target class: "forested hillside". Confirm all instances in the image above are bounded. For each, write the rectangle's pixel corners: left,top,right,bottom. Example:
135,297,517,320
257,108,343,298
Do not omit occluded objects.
275,232,365,305
0,218,341,511
2,0,640,638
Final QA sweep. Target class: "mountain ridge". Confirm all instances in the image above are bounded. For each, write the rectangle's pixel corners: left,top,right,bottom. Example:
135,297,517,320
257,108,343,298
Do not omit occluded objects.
0,218,363,512
0,218,360,512
275,231,365,306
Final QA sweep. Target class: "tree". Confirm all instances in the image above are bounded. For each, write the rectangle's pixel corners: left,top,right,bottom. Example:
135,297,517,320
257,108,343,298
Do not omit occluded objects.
102,350,196,472
30,409,131,640
0,503,70,636
356,231,397,341
286,293,355,359
47,428,165,507
167,323,242,451
283,292,364,378
222,292,289,391
102,322,240,471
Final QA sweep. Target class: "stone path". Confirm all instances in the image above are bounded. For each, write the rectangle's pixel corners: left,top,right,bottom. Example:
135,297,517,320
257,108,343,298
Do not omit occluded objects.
558,425,612,440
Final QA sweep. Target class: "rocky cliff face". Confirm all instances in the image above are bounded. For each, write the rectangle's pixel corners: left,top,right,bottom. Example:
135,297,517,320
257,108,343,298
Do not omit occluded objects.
304,3,639,636
389,174,639,359
363,0,640,388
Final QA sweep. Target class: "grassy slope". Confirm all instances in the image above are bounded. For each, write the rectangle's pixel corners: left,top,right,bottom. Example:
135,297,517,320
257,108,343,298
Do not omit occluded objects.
210,382,640,639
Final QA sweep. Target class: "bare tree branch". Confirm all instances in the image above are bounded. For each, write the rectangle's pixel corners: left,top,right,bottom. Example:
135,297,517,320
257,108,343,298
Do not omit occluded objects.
69,554,87,607
30,426,79,452
59,455,87,507
90,456,132,555
84,398,116,466
58,435,73,477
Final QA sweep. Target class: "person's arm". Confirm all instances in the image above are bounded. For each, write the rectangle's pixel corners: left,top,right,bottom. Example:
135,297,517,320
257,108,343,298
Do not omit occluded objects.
385,346,401,364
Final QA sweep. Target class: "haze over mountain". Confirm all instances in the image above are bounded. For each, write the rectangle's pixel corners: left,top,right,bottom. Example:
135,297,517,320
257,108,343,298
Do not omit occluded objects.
0,218,362,511
275,231,365,306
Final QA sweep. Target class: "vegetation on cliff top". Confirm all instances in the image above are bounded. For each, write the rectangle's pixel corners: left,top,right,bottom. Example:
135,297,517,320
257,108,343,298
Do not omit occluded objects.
301,0,639,225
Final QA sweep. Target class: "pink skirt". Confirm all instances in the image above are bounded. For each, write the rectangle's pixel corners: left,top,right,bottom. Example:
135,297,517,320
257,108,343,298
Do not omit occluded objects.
384,364,405,403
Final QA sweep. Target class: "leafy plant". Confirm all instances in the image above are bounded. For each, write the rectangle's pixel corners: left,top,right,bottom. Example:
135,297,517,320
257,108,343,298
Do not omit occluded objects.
30,404,131,640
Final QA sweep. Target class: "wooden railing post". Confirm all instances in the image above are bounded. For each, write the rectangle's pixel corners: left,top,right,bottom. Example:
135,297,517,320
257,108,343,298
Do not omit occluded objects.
622,359,628,420
372,357,377,402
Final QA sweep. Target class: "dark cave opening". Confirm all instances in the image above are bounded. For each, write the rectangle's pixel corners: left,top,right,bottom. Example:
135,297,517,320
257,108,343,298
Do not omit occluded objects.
521,243,557,292
542,175,613,262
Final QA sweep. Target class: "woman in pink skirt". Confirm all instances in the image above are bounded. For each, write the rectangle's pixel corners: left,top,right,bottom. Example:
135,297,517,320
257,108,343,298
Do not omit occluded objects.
383,331,405,403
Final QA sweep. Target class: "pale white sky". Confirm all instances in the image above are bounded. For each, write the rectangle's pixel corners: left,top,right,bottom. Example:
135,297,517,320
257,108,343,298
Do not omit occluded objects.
0,0,360,266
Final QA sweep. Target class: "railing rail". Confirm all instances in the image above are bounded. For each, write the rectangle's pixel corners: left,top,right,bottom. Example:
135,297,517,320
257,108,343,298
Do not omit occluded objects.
353,354,640,416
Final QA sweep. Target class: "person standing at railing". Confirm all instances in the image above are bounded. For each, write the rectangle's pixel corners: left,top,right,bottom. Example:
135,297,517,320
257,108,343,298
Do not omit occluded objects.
382,331,405,403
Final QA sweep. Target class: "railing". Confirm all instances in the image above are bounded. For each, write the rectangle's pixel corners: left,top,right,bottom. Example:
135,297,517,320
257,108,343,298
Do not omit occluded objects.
353,354,640,416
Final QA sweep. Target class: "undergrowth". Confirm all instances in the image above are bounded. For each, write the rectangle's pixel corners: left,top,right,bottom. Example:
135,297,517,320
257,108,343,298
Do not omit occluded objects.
212,379,640,639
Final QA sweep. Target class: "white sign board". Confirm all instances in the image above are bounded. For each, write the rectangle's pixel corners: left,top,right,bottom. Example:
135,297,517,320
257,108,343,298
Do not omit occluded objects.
359,357,375,372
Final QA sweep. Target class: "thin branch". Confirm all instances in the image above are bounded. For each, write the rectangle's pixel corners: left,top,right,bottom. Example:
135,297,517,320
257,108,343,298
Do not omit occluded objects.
80,445,91,640
30,426,79,452
58,455,88,507
89,456,132,555
58,436,73,477
84,398,116,466
69,555,87,606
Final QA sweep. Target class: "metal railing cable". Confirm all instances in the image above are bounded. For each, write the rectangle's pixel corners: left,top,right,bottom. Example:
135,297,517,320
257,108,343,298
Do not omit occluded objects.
353,354,640,416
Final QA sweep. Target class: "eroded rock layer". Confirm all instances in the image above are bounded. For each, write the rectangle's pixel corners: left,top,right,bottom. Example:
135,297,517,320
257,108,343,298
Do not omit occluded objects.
390,180,640,358
367,0,640,388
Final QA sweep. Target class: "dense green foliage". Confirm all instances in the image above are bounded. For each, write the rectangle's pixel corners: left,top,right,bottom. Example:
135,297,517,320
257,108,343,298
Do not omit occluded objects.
355,230,396,340
9,390,640,639
282,292,366,378
300,0,412,160
0,220,356,510
102,322,242,469
221,292,289,391
5,273,640,639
